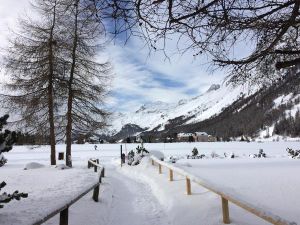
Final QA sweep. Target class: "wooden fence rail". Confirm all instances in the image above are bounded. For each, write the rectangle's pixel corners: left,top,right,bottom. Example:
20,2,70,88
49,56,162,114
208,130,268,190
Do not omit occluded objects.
32,159,104,225
150,156,297,225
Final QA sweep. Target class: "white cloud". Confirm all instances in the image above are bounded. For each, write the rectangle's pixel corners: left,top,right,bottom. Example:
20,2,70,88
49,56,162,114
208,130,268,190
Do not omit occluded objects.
0,0,227,113
102,36,226,112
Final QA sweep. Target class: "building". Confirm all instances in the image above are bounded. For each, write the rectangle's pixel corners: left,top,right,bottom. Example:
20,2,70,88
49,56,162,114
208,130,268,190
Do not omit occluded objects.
193,132,209,142
177,132,211,142
177,133,194,142
208,135,217,142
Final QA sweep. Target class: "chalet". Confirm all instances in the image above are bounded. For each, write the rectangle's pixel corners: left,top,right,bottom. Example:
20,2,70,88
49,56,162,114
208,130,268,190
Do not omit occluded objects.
193,132,209,142
177,133,194,142
177,132,211,142
208,135,217,142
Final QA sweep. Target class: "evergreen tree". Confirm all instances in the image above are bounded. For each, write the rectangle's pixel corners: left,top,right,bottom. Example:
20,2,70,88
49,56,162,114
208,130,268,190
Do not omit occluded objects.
0,115,16,167
0,182,28,208
0,114,28,208
192,147,198,157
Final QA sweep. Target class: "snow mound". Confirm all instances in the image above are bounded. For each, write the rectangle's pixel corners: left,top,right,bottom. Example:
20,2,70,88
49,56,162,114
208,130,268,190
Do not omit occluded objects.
149,150,164,160
55,164,70,170
24,162,45,170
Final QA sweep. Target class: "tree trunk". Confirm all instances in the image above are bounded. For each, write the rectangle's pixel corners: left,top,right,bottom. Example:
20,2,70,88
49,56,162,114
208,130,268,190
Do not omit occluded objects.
48,0,57,166
65,0,79,167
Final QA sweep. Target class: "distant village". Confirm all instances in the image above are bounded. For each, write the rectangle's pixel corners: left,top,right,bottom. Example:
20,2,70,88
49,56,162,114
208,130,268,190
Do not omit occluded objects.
86,132,218,144
16,130,257,145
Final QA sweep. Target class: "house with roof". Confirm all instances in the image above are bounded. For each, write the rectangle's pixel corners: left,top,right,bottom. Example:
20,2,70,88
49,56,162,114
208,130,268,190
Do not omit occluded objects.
193,132,209,142
177,132,212,142
177,133,194,142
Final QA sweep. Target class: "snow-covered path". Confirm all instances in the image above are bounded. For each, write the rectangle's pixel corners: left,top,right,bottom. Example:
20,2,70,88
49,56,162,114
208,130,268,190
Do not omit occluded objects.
98,165,171,225
44,164,172,225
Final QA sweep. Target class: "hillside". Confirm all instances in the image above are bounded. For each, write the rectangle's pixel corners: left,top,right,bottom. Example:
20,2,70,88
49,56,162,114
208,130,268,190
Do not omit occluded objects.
105,71,300,141
103,83,255,140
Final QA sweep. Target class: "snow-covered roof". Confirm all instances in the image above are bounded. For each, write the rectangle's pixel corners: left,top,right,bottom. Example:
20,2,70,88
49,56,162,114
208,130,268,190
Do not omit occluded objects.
177,133,193,137
194,132,208,136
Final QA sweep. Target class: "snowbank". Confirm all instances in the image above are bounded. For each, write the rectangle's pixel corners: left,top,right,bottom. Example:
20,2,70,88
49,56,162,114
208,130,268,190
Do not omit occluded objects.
24,162,45,170
119,154,300,225
1,165,98,225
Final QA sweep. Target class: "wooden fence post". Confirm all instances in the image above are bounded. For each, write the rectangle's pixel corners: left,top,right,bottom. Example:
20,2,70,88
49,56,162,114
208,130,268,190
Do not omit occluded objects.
60,207,69,225
93,184,100,202
99,171,102,183
186,177,191,195
151,159,154,165
158,164,162,174
169,169,173,181
101,167,105,177
222,197,230,224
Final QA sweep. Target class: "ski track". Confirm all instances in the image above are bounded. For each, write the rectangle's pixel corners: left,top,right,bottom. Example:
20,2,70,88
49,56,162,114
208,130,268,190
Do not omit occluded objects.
101,166,172,225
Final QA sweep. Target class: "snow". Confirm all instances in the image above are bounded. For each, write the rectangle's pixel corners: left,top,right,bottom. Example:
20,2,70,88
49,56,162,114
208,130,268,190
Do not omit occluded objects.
0,164,98,225
1,142,300,225
174,158,300,223
149,150,164,160
258,125,275,139
273,93,294,107
273,93,300,118
120,155,300,225
177,132,193,137
106,83,258,135
23,162,45,170
44,163,171,225
286,102,300,117
55,163,70,170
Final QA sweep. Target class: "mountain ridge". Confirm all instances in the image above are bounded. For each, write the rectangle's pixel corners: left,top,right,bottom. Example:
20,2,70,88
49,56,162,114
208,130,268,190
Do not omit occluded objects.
102,72,300,142
103,83,258,139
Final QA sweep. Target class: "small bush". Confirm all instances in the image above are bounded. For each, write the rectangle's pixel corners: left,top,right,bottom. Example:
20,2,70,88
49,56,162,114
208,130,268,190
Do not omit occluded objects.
286,148,300,159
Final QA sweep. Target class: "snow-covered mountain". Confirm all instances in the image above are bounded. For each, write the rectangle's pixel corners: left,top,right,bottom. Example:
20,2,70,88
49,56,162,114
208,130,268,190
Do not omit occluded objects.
105,83,257,136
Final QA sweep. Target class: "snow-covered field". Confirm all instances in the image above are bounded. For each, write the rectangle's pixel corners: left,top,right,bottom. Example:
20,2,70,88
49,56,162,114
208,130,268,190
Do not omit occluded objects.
1,142,300,225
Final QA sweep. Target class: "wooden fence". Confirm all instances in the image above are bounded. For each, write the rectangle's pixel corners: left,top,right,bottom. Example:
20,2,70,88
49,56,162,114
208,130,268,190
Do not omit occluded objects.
32,159,104,225
150,155,297,225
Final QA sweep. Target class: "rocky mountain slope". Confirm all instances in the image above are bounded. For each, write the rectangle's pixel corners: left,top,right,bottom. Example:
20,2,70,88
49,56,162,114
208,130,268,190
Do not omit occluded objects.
102,70,300,141
102,69,300,140
103,82,257,139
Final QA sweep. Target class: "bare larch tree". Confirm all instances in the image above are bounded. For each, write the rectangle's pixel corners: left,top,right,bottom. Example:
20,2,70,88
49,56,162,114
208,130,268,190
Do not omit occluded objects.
1,0,66,165
62,0,111,167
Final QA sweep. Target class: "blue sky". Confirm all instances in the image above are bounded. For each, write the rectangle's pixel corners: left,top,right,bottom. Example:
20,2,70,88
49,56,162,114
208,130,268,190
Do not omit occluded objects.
102,38,226,112
0,0,227,113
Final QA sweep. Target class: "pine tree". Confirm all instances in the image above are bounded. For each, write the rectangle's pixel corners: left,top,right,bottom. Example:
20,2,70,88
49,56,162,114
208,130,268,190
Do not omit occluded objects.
0,114,28,208
0,182,28,208
0,115,16,167
192,147,198,157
